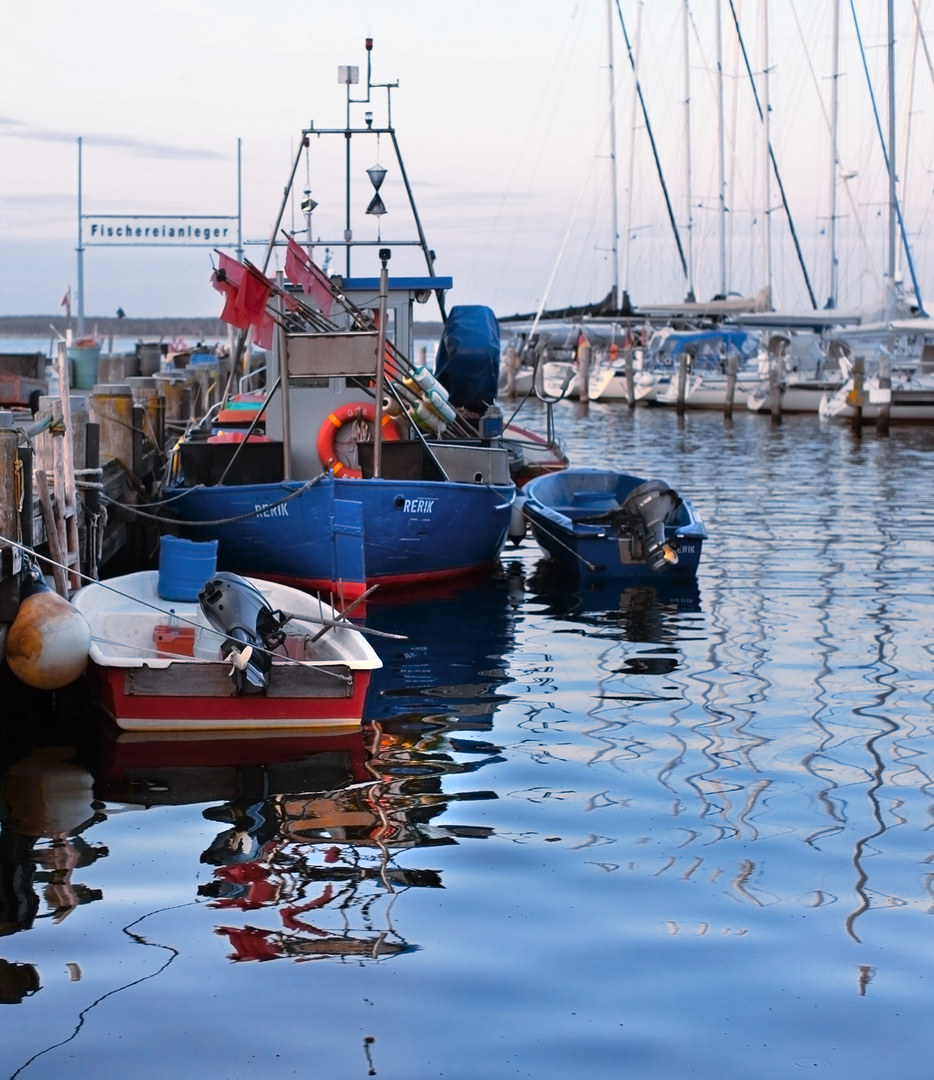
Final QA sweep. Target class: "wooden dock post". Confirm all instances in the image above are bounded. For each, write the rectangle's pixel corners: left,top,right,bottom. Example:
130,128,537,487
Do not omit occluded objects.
876,349,891,435
0,418,22,620
90,383,134,471
769,352,783,423
850,355,865,435
578,339,591,403
676,353,688,414
0,419,19,556
624,345,635,409
84,422,101,580
724,353,738,419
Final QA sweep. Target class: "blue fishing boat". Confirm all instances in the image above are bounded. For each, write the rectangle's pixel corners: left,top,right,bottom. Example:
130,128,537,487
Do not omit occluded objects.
522,467,707,579
159,45,516,602
163,297,515,602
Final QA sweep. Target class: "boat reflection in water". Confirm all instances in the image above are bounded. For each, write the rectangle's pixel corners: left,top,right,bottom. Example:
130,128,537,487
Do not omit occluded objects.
526,556,702,638
0,567,523,970
0,735,105,1002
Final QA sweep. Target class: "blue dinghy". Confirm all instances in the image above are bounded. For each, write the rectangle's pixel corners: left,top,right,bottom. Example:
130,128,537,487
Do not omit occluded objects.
522,467,707,579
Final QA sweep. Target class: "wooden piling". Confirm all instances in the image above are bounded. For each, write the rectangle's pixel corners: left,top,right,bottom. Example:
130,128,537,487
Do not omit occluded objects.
850,355,865,435
578,341,591,403
876,350,891,435
34,469,68,597
769,351,783,423
90,383,134,469
0,424,18,548
624,346,635,409
0,421,21,621
724,353,738,419
676,353,688,414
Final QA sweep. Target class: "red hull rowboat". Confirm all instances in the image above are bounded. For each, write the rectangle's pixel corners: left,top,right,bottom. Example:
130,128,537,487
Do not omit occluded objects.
72,571,382,733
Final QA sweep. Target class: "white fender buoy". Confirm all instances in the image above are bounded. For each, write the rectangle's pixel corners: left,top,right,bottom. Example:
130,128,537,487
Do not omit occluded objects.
5,569,91,690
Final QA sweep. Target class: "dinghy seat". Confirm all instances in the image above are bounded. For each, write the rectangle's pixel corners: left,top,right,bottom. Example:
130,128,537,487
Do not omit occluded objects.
569,490,620,511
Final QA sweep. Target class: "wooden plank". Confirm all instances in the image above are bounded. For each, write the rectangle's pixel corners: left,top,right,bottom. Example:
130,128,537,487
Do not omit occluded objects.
286,332,379,377
34,469,68,596
125,662,353,698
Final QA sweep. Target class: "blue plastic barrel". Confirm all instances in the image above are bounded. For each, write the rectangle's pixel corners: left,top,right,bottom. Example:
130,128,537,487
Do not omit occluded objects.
158,536,218,601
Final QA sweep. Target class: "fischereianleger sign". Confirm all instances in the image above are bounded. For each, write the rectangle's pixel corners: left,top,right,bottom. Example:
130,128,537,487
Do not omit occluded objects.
82,215,239,246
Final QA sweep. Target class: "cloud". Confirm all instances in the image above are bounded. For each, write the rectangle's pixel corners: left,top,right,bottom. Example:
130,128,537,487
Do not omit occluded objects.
0,117,225,160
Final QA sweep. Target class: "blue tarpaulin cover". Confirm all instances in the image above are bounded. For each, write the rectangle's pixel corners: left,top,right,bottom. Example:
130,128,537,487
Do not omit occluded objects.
434,305,500,415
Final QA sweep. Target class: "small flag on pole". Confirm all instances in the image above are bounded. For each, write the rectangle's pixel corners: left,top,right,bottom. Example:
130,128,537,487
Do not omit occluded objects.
60,288,72,318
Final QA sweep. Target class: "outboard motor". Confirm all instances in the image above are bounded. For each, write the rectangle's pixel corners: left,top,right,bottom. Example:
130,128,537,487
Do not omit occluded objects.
198,573,287,694
618,480,683,572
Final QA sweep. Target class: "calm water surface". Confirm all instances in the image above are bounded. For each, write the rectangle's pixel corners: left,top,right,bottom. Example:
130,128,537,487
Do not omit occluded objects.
2,402,934,1078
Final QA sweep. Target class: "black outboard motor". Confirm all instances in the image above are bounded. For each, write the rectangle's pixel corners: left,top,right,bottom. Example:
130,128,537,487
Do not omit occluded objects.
198,573,287,694
617,480,683,572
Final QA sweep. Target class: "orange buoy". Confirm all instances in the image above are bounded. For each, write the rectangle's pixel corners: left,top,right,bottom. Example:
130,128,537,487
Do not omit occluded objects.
316,402,403,478
5,569,91,690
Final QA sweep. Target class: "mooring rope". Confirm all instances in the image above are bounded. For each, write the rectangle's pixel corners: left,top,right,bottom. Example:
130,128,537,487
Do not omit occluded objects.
99,475,325,528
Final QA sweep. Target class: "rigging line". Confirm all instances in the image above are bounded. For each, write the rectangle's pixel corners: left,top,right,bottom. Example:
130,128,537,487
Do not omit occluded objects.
9,903,195,1079
849,0,927,316
726,0,819,309
614,0,690,281
788,0,881,296
525,63,626,343
0,534,353,677
482,3,589,308
910,0,934,94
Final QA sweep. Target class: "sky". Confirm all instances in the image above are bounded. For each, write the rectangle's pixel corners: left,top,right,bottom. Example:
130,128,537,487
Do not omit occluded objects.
3,1,934,324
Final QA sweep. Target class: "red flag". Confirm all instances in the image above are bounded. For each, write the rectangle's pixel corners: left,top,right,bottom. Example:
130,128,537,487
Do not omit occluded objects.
308,262,335,317
212,269,250,330
235,264,272,329
212,253,251,330
285,235,334,315
252,309,275,350
218,251,245,287
285,236,313,292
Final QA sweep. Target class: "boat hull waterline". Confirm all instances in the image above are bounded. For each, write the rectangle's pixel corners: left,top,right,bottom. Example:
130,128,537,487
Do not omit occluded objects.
166,475,515,596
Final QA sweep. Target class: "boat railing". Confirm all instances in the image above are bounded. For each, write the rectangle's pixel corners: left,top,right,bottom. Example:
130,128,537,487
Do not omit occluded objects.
239,366,267,395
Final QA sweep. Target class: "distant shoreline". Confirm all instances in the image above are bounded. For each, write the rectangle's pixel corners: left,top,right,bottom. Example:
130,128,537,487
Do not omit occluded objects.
0,315,444,340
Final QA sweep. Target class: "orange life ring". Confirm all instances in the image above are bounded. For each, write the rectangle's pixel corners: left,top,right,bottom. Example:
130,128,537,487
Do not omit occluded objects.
316,401,403,477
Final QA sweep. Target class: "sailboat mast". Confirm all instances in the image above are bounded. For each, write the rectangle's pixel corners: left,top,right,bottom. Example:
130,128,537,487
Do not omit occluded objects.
683,1,695,302
606,0,620,311
623,1,642,293
761,0,773,306
615,0,689,282
716,0,727,297
829,0,840,308
887,0,897,295
728,0,817,308
849,0,926,315
899,7,922,289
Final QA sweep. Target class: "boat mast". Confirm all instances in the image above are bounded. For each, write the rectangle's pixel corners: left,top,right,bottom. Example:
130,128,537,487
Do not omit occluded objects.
849,0,926,315
727,0,817,308
761,0,773,307
899,6,922,290
623,1,643,294
887,0,897,310
683,0,696,302
715,0,727,297
829,0,840,309
606,0,620,311
614,0,689,284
